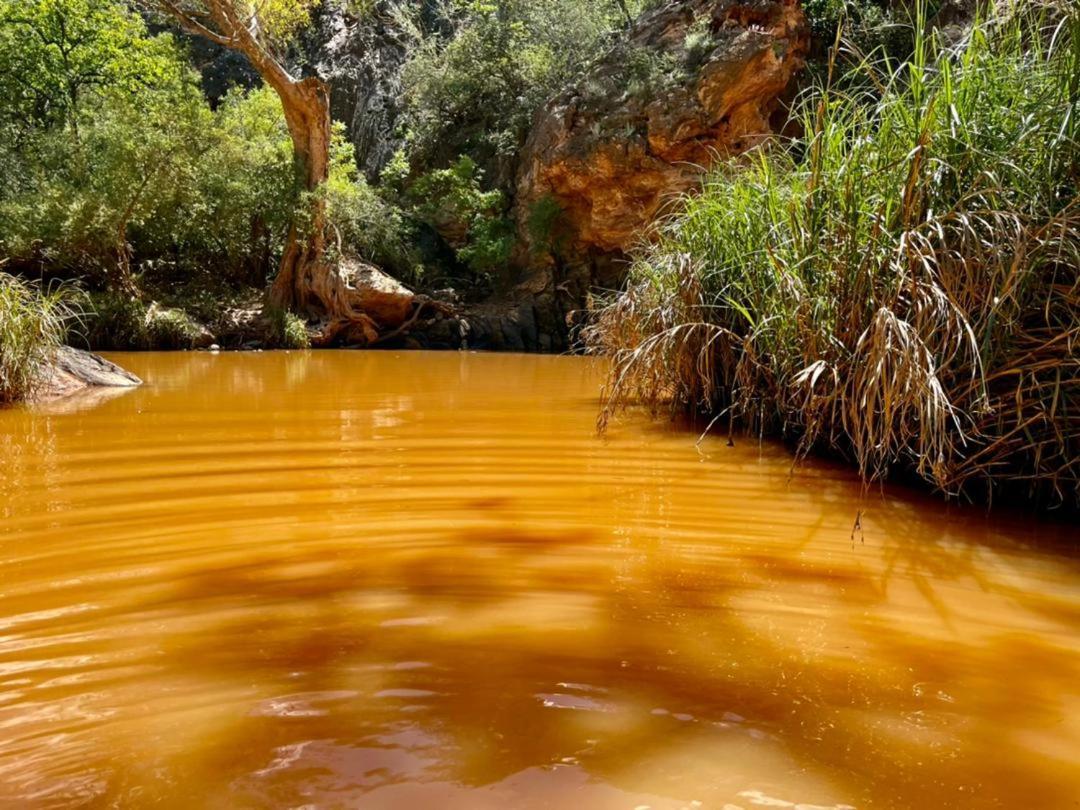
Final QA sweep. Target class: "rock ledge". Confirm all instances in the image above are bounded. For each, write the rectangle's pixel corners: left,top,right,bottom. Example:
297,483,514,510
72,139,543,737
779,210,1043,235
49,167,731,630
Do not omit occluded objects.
39,347,143,401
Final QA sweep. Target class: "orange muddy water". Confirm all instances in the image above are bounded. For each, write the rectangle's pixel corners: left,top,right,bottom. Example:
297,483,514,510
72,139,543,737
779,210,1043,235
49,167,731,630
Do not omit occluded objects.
1,351,1078,809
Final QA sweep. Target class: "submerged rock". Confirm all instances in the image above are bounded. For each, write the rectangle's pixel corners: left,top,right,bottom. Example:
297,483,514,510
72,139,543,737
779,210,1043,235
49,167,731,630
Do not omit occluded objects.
515,0,808,261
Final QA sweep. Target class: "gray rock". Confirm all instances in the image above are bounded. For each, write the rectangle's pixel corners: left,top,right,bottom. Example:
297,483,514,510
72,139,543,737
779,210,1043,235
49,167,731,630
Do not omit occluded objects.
53,347,141,388
309,3,429,182
34,346,142,406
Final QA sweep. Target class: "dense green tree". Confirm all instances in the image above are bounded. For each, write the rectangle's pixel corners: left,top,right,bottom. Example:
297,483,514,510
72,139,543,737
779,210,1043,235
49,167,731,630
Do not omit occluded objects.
398,0,646,170
0,0,179,138
0,0,208,294
137,0,387,343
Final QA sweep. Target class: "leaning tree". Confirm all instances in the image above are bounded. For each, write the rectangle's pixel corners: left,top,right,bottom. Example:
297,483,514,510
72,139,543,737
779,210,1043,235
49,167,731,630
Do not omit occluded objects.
138,0,378,344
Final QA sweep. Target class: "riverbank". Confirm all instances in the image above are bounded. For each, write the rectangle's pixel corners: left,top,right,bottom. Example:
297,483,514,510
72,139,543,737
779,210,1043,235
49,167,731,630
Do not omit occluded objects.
586,6,1080,510
72,266,574,355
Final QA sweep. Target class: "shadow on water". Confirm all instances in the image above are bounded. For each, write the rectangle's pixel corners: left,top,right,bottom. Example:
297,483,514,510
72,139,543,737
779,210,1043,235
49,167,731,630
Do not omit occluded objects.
0,351,1077,809
14,512,1075,808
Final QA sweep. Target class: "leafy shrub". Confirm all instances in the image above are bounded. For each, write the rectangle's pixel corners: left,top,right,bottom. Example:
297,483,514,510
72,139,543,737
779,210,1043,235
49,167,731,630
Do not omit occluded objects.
324,128,415,277
405,156,512,281
265,305,311,349
82,293,149,350
457,215,515,276
526,194,565,254
0,0,211,288
803,0,926,63
683,13,716,66
625,44,681,98
0,1,356,295
170,86,298,285
397,0,651,167
145,305,205,350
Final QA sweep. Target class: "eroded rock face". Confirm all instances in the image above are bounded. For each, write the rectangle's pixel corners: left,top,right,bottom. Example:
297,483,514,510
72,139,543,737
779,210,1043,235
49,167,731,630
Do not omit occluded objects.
515,0,808,260
311,1,449,183
311,4,410,182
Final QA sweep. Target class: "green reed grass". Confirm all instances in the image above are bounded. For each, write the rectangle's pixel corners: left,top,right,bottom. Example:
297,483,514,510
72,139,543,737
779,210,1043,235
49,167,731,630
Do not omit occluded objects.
0,271,79,403
586,1,1080,506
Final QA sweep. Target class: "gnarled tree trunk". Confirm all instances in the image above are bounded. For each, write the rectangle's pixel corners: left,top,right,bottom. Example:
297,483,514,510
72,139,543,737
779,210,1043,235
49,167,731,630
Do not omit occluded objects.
267,77,330,313
266,77,380,346
143,0,381,346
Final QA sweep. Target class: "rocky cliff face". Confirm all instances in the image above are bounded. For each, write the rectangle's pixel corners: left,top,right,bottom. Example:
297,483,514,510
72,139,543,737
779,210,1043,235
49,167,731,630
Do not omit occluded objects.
310,3,412,182
184,0,809,352
400,0,810,352
515,0,808,263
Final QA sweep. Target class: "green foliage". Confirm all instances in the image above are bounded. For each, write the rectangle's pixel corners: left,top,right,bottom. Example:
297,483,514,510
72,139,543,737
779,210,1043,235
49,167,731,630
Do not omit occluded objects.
588,3,1080,505
0,0,368,293
175,86,297,283
81,294,207,350
0,0,184,136
144,304,204,349
265,305,311,349
683,13,716,66
624,44,680,98
0,0,414,298
0,0,211,282
324,128,414,274
526,194,564,254
81,293,149,349
407,156,501,234
457,215,515,276
803,0,925,62
140,0,322,47
803,0,849,42
0,272,78,403
405,156,512,280
397,0,644,166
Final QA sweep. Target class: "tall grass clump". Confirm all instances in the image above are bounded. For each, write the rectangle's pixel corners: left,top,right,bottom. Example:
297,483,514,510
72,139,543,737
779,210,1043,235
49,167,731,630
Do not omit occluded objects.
265,305,311,350
586,2,1080,507
0,272,78,403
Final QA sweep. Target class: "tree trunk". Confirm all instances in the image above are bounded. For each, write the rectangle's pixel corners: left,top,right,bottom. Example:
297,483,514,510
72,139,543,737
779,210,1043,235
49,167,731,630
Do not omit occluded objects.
267,77,379,346
141,1,385,345
110,227,139,300
110,172,156,299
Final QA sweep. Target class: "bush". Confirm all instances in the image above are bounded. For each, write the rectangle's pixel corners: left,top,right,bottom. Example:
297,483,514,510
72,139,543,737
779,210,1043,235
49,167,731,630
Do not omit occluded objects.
145,304,205,350
587,3,1080,506
265,305,311,350
457,215,515,277
81,293,149,350
397,0,650,168
324,129,415,276
526,194,565,255
0,2,342,295
404,156,512,282
175,86,298,285
0,0,211,287
0,272,78,403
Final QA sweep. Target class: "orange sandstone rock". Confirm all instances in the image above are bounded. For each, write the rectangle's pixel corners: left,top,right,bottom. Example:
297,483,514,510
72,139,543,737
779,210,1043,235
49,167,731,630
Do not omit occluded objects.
515,0,808,259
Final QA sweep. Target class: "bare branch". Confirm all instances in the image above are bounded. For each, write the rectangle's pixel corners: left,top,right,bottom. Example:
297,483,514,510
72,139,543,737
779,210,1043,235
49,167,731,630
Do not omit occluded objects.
150,0,235,48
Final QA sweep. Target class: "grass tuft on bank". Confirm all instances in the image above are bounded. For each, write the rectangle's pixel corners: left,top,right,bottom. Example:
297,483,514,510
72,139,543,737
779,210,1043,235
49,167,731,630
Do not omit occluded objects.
586,2,1080,507
0,272,78,403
